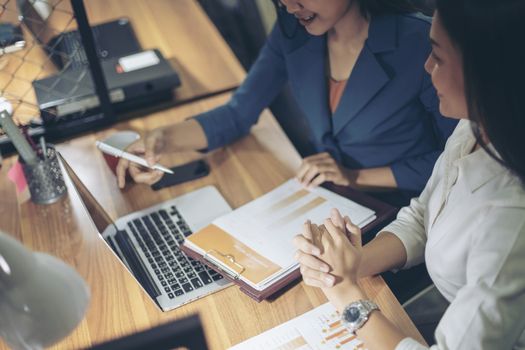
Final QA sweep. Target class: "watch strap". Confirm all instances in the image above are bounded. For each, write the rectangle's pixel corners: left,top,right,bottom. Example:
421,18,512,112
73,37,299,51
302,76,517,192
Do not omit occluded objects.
362,300,379,313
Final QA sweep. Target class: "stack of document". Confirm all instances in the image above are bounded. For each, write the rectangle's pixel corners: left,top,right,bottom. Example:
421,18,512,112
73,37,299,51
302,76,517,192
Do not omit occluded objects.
182,179,375,301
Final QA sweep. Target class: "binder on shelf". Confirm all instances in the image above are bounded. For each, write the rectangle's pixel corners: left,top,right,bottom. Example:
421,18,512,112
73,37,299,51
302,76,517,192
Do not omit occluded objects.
181,179,390,302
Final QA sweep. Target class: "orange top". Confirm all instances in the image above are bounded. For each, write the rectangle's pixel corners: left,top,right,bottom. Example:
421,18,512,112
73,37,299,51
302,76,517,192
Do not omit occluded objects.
329,78,348,114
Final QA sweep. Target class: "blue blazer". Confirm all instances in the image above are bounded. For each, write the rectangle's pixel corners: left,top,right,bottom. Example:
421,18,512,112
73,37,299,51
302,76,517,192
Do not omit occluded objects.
195,12,457,194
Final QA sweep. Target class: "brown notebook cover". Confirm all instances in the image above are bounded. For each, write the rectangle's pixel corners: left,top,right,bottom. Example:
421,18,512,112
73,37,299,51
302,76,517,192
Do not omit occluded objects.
181,244,301,302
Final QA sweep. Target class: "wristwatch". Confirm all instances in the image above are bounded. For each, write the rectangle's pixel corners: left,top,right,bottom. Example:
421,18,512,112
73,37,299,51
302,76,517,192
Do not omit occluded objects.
341,300,379,333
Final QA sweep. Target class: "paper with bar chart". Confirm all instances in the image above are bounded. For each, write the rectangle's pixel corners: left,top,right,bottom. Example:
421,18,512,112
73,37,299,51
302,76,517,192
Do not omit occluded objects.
184,179,376,291
229,303,366,350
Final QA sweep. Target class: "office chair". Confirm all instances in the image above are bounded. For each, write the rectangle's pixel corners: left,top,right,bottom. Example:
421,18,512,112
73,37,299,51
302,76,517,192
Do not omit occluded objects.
411,0,436,15
87,315,208,350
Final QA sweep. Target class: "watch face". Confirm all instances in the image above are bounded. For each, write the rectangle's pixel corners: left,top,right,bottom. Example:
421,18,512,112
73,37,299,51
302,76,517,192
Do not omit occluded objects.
343,306,361,323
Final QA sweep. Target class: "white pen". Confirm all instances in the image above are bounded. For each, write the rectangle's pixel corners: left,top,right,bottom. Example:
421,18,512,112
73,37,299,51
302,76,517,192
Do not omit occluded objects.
96,141,174,174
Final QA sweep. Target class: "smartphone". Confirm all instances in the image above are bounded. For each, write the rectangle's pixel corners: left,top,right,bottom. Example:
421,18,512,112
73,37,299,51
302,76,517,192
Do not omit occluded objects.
151,159,210,191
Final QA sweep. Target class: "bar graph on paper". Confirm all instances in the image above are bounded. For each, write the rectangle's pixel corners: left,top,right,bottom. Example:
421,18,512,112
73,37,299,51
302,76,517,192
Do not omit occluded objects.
229,303,366,350
214,180,376,269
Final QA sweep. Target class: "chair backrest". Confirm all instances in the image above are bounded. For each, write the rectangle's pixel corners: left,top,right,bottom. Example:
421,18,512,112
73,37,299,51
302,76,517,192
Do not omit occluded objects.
411,0,436,15
269,85,317,158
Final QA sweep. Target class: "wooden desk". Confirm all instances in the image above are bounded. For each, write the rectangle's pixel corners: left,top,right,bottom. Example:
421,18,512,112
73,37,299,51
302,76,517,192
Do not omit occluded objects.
0,91,425,350
0,1,425,349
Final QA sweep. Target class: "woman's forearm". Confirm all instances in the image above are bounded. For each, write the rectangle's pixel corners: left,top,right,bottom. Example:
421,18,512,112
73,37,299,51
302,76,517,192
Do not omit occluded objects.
160,119,209,152
350,166,398,190
358,232,407,278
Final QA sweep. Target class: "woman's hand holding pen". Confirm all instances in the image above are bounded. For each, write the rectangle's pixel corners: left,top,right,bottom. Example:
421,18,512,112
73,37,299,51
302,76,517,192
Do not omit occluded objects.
116,129,166,188
293,209,364,304
115,119,209,188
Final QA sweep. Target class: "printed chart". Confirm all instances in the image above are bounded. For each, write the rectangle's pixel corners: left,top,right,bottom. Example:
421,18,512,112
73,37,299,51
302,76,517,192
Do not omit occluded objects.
230,303,366,350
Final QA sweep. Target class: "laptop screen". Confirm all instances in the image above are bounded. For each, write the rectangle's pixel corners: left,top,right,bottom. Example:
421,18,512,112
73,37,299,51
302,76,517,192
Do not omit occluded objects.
57,152,115,234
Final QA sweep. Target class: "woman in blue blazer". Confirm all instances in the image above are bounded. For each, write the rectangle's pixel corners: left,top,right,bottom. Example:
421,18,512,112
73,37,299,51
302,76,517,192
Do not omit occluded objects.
117,0,457,205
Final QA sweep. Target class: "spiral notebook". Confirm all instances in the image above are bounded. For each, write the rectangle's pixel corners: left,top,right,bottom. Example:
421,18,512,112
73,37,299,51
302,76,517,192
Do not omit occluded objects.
181,179,376,301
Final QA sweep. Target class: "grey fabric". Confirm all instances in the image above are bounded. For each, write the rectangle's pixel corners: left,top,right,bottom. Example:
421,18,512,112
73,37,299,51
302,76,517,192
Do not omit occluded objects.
403,285,449,345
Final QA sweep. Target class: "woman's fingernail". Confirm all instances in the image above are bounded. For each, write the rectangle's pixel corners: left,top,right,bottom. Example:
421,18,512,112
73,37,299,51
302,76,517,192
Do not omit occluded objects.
321,265,329,273
311,248,320,256
324,276,335,285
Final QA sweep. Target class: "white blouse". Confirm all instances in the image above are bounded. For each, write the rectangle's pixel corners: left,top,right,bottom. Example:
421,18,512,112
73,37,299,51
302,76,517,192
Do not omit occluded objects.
381,120,525,349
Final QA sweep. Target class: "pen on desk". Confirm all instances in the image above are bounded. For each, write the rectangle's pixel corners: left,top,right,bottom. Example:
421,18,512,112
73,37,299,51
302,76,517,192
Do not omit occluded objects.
96,140,174,174
0,98,38,165
39,136,47,159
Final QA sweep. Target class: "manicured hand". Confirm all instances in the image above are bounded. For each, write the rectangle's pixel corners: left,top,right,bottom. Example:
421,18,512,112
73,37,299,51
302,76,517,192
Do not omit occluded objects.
296,152,355,188
320,208,363,286
293,221,333,288
294,209,363,290
116,129,165,188
319,208,365,309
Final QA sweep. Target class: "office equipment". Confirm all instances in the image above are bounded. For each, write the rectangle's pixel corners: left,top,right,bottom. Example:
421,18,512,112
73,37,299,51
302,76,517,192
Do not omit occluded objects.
229,302,364,349
0,98,38,165
33,49,181,123
182,179,376,301
48,19,140,70
0,230,90,350
151,160,210,191
88,314,208,350
0,23,25,55
58,153,232,312
96,140,174,175
18,0,140,70
20,144,67,204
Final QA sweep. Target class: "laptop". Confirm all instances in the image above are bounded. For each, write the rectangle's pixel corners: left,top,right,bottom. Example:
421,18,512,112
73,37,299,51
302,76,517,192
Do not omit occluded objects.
58,153,232,311
87,314,208,350
18,0,141,69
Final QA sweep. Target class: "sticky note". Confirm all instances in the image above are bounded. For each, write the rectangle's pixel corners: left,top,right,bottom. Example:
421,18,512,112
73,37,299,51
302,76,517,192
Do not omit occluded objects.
118,50,159,73
7,160,27,193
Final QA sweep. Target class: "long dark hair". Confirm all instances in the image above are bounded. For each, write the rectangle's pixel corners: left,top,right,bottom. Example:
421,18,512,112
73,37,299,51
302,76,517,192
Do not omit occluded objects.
356,0,417,17
271,0,417,38
436,0,525,184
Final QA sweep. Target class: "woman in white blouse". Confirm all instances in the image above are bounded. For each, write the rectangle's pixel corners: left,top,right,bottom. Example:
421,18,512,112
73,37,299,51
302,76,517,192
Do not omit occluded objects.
293,0,525,349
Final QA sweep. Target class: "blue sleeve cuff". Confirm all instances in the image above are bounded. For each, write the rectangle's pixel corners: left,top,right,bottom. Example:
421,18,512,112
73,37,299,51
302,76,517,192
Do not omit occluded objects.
193,104,247,151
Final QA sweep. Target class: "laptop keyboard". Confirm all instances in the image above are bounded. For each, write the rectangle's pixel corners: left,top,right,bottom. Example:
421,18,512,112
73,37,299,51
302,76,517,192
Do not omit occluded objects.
127,206,223,299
